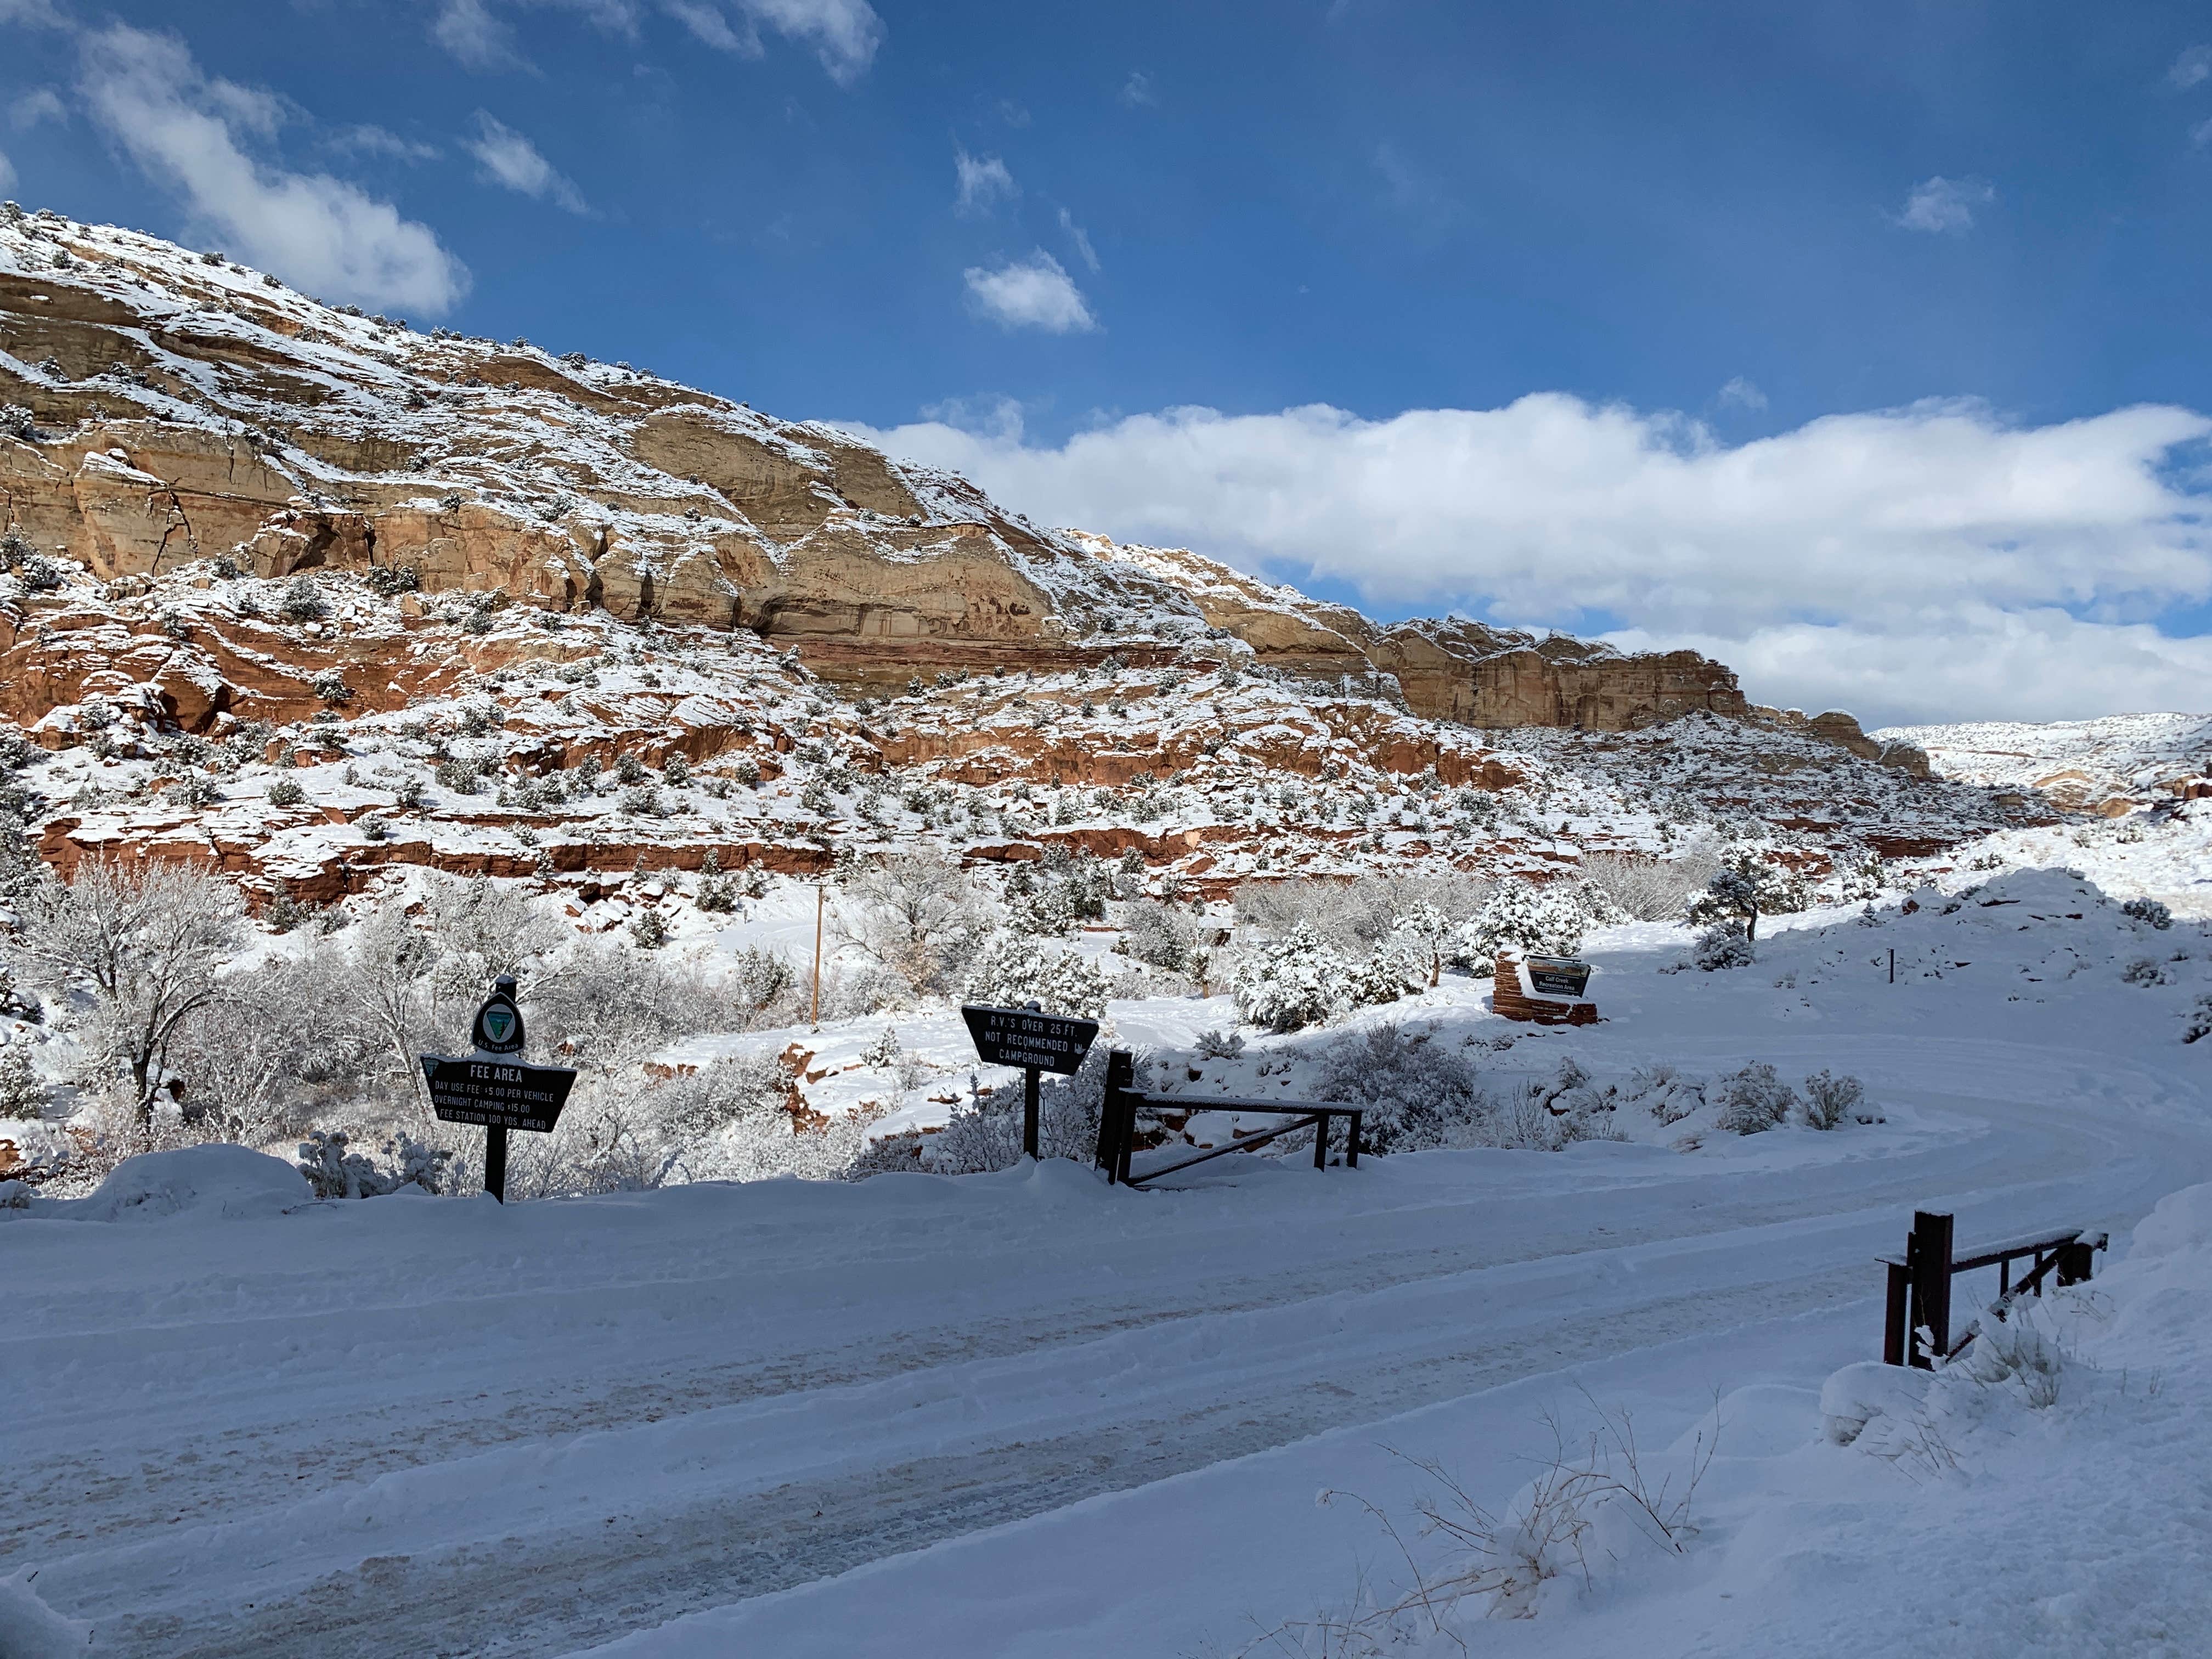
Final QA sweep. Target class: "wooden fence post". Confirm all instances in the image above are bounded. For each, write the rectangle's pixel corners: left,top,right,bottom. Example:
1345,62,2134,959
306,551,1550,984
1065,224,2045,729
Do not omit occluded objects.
1883,1259,1910,1366
1097,1049,1134,1184
1906,1210,1954,1368
2055,1238,2095,1286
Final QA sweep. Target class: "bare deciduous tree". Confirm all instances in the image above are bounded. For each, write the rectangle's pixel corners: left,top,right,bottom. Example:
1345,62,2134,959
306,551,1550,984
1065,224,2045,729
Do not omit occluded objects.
9,858,246,1116
835,850,990,994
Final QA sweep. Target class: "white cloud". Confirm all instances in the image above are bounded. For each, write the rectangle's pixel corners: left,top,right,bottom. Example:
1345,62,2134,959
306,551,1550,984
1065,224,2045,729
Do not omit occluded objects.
465,111,587,212
330,123,441,163
846,394,2212,725
0,150,14,195
953,148,1015,216
431,0,521,69
1120,70,1154,107
2169,44,2211,89
1717,376,1767,411
961,250,1097,334
733,0,882,84
0,0,65,26
2193,116,2212,149
1057,206,1098,272
429,0,883,85
9,88,65,131
1897,174,1994,234
76,24,468,315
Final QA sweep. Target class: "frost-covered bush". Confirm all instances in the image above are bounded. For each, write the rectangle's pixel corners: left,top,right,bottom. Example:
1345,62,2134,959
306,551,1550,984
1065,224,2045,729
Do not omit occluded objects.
1233,872,1488,960
1231,922,1350,1032
2185,995,2212,1044
1629,1063,1703,1125
2121,957,2172,988
1802,1069,1864,1130
509,1049,803,1195
1691,921,1754,970
0,1043,47,1120
1453,881,1584,969
1193,1028,1245,1060
312,669,351,704
840,849,991,995
1116,898,1195,971
265,777,306,806
1314,1022,1487,1153
1581,851,1712,922
917,1046,1110,1173
2123,896,2174,930
1714,1062,1797,1134
964,930,1111,1018
296,1129,451,1197
1346,933,1425,1008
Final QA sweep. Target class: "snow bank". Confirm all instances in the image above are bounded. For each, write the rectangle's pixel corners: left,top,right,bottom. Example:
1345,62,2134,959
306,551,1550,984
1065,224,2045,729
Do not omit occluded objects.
0,1568,91,1658
41,1144,311,1223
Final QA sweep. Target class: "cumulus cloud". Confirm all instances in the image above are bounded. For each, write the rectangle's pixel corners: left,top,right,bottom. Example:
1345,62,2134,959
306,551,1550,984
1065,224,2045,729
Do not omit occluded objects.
465,111,586,212
76,24,469,314
962,250,1097,334
0,0,65,25
2169,44,2211,90
845,394,2212,725
0,150,14,194
1120,70,1155,106
953,148,1015,216
1897,174,1994,234
428,0,883,85
10,88,65,131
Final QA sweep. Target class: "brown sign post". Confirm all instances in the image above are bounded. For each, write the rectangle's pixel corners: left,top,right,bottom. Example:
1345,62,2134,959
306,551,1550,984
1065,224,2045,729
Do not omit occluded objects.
961,1001,1100,1159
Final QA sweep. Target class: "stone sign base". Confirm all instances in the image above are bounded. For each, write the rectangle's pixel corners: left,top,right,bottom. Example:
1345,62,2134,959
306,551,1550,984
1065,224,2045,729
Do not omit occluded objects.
1492,952,1599,1026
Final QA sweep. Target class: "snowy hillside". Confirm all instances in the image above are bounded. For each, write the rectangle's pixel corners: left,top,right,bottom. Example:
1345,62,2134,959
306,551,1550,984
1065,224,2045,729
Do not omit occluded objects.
6,874,2212,1655
1880,710,2212,814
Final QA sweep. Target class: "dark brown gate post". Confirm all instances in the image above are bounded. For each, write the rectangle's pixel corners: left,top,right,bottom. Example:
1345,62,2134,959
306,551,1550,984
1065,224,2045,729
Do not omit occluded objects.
1905,1210,1954,1368
1097,1049,1135,1183
1882,1258,1911,1366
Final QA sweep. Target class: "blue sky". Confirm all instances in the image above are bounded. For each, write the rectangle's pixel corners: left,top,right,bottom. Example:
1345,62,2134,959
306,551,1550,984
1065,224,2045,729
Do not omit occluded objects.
5,0,2212,724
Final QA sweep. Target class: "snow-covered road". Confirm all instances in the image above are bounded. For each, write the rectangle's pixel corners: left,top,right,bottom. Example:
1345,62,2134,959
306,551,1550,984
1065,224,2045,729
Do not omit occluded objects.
9,1006,2209,1658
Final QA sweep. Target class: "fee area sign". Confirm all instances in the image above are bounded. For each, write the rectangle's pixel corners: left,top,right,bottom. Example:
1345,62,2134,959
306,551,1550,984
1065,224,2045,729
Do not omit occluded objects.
422,1056,577,1135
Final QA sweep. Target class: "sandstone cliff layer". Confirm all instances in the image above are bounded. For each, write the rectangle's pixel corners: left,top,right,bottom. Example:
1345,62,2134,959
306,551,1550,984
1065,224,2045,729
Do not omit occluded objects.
0,205,1901,759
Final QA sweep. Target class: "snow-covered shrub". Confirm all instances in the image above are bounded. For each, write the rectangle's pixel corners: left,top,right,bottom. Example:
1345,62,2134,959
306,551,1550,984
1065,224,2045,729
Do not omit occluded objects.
1953,1301,2073,1409
1628,1063,1703,1125
0,1042,47,1120
725,944,801,1024
628,908,669,949
2123,896,2174,930
1193,1028,1245,1060
964,930,1111,1018
279,575,327,621
2185,996,2212,1044
919,1046,1111,1173
1714,1062,1797,1134
1116,898,1195,971
1314,1022,1487,1153
1231,921,1350,1032
733,754,761,786
1802,1069,1864,1130
1691,921,1754,970
1453,881,1585,969
1346,933,1425,1007
1580,851,1711,921
510,1049,800,1195
296,1129,402,1199
695,849,737,913
311,669,351,704
264,777,306,807
2121,957,2172,987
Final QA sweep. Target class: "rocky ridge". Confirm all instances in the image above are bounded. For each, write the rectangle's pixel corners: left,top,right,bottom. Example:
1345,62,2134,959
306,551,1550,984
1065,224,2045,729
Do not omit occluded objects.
0,204,2022,915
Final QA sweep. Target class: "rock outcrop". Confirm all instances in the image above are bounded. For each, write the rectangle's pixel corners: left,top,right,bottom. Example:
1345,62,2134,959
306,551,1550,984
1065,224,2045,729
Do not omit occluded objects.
3,207,1865,754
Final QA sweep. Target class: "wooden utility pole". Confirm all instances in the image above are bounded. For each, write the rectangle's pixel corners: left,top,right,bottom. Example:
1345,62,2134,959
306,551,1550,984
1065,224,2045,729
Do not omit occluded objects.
811,883,824,1031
